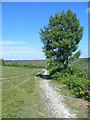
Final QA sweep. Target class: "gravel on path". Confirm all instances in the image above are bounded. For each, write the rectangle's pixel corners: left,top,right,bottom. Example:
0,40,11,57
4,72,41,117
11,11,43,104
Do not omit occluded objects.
39,69,77,118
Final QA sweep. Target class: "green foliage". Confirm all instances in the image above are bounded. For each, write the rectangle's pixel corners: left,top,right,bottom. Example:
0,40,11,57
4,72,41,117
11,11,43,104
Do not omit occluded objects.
47,59,62,75
51,62,89,100
39,9,83,72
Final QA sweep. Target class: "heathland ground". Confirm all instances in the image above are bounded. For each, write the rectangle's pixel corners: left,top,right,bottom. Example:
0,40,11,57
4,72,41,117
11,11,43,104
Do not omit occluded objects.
1,58,89,118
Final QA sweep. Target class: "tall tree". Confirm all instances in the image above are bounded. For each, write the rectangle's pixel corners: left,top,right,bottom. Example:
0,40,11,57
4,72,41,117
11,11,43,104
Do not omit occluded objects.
39,9,83,73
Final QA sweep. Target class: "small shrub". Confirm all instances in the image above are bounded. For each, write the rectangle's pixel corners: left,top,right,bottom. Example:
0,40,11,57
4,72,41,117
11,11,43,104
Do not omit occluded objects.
51,65,89,100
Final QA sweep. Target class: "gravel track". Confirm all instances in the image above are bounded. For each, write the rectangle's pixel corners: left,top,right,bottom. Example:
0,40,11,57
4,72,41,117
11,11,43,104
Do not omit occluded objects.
39,69,77,118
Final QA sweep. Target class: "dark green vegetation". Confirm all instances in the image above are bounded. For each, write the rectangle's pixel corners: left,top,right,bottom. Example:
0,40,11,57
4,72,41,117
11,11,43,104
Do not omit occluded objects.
39,9,83,73
39,9,89,100
51,58,89,100
2,66,48,118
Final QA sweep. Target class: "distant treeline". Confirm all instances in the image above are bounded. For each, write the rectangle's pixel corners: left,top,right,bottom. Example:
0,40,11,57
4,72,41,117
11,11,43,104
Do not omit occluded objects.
3,63,45,69
4,60,47,67
1,59,47,68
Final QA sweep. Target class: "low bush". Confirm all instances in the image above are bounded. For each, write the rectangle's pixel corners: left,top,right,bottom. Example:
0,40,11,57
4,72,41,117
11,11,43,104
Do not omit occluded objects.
51,66,89,100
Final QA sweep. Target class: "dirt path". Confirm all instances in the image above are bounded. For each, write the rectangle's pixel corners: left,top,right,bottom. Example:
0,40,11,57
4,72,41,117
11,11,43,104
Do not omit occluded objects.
39,69,77,118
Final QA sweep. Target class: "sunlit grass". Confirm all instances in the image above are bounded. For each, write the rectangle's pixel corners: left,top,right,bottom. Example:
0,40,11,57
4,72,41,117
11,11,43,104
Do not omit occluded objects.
2,66,44,118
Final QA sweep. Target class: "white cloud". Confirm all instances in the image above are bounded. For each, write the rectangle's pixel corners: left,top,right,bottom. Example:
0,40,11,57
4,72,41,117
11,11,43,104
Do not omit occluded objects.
0,40,45,60
3,46,42,54
2,45,45,60
0,41,25,45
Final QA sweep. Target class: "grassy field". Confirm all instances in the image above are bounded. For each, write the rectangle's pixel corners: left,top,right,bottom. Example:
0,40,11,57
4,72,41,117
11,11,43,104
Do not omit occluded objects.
2,66,48,118
1,58,89,118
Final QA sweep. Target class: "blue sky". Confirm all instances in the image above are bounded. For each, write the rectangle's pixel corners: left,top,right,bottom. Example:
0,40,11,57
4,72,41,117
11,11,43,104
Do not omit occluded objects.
2,2,88,60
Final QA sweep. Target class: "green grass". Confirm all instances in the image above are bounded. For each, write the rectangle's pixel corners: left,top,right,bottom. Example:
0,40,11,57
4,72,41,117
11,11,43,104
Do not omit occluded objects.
2,66,47,118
